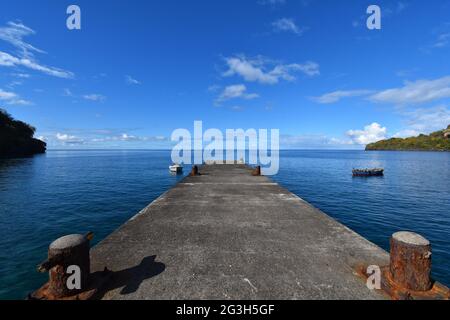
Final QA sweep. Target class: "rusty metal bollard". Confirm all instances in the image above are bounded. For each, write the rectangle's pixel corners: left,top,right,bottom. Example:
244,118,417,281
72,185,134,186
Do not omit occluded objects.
389,231,432,291
37,232,93,298
190,165,199,176
252,166,261,176
356,231,449,299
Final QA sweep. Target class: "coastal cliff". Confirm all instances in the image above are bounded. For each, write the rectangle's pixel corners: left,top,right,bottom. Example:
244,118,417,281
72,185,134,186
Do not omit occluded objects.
366,125,450,151
0,109,46,157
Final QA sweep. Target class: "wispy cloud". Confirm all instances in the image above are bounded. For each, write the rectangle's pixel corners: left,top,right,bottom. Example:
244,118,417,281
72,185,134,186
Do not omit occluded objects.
0,51,74,78
5,80,22,89
56,133,85,145
126,75,141,85
280,134,354,149
63,89,106,102
0,89,17,100
369,76,450,105
223,55,319,85
258,0,286,6
420,22,450,52
312,90,374,104
83,94,106,102
7,98,32,106
207,85,220,93
0,21,44,57
39,130,171,148
314,76,450,106
0,88,32,105
92,134,169,143
63,88,73,97
11,72,30,78
384,1,409,17
398,105,450,134
432,32,450,48
272,18,307,35
0,21,73,78
216,84,259,104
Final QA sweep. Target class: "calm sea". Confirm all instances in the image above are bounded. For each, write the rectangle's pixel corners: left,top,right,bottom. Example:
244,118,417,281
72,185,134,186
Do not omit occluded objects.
0,150,449,299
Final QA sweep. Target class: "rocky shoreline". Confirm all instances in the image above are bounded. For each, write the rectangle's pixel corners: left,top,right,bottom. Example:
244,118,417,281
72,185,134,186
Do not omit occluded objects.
0,109,46,158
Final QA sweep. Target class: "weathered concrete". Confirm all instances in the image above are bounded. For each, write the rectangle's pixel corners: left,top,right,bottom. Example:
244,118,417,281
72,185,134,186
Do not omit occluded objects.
90,165,390,300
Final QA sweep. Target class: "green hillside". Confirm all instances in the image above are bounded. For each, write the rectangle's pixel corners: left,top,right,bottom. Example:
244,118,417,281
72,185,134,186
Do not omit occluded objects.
366,125,450,151
0,108,46,157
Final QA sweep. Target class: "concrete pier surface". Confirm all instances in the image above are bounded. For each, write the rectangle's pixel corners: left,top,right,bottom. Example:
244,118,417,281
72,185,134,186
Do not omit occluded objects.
90,165,389,300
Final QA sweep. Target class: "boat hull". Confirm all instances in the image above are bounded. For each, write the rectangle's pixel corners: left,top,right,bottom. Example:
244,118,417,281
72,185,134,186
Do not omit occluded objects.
352,169,384,177
169,165,183,173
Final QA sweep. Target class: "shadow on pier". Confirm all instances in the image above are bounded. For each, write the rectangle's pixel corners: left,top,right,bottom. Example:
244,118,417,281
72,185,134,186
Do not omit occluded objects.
92,255,165,299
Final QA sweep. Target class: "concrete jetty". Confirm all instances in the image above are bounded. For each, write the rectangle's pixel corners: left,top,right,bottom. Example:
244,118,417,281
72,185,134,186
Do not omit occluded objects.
89,164,391,300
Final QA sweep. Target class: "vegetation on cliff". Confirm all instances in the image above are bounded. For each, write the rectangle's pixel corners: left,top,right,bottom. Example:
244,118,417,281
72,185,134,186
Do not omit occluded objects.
366,125,450,151
0,108,46,157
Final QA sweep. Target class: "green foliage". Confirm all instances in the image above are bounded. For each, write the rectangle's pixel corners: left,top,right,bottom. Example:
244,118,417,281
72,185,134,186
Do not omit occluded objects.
0,108,46,157
366,126,450,151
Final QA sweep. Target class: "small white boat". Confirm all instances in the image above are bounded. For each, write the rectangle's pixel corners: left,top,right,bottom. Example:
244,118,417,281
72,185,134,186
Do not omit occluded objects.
169,164,183,173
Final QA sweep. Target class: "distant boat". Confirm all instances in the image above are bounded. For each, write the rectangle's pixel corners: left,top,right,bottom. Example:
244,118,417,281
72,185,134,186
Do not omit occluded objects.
352,168,384,177
169,164,183,174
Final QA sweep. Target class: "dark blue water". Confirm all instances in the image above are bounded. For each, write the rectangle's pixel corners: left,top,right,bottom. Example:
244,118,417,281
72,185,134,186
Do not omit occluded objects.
0,150,449,299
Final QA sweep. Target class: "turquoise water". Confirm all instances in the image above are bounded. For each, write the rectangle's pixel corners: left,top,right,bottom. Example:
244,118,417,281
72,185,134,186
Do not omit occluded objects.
0,150,449,299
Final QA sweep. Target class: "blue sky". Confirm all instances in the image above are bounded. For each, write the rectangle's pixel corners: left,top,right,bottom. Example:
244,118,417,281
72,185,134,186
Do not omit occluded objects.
1,0,450,149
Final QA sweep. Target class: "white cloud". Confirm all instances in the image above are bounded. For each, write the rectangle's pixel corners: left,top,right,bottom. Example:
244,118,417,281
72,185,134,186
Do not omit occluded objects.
0,89,17,100
91,133,169,143
216,84,259,104
56,133,76,140
63,88,73,97
423,23,450,51
259,0,285,5
312,90,373,104
400,105,450,133
0,88,32,105
11,72,30,78
346,123,387,145
390,106,450,138
126,75,141,85
6,80,23,89
207,85,220,93
223,55,319,85
8,99,32,106
56,133,84,145
120,133,140,141
369,76,450,106
83,94,106,102
393,129,421,138
280,134,354,149
231,105,243,111
0,22,73,78
0,51,73,79
272,18,306,35
433,33,450,48
38,128,172,148
0,21,43,58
